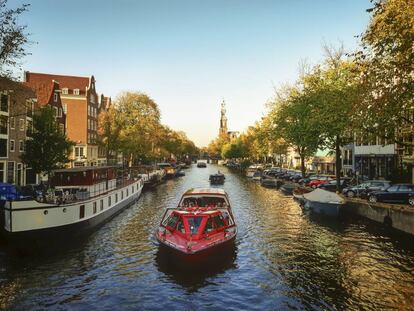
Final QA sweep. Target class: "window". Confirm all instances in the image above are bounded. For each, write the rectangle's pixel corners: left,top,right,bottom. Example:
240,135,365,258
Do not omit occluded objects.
58,108,62,117
187,217,203,235
164,214,179,228
121,191,124,200
79,205,85,219
0,139,6,157
0,94,8,112
88,119,91,130
100,199,104,211
19,119,24,131
7,161,14,184
398,185,413,192
115,193,118,203
26,119,32,136
9,140,14,152
62,88,68,95
93,202,97,214
19,140,24,152
54,93,58,102
74,89,80,95
90,94,95,103
59,123,65,133
387,186,398,192
0,116,8,134
10,117,14,129
63,103,67,114
108,196,111,206
126,188,129,196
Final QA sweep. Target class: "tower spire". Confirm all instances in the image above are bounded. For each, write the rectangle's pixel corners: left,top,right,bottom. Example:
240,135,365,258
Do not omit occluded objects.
219,99,228,137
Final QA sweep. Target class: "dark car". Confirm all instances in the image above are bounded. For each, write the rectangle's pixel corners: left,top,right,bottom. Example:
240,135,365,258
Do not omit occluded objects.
318,178,351,192
342,180,391,198
368,184,414,206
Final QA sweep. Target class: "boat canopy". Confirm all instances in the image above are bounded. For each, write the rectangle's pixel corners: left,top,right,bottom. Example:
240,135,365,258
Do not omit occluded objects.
303,188,344,204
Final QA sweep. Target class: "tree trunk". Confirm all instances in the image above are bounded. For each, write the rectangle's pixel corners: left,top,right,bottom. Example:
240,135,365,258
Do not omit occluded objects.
300,154,306,178
335,136,342,193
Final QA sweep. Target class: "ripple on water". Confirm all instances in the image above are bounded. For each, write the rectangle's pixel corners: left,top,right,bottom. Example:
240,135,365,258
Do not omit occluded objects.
1,164,414,310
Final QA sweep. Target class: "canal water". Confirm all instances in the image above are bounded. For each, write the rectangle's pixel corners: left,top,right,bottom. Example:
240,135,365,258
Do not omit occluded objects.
1,165,414,310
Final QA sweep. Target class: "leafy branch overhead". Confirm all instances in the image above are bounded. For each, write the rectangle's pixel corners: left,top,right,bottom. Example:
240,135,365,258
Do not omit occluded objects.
0,0,32,78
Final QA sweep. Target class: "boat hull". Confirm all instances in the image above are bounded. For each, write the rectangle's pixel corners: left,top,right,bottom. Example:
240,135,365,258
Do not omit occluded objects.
1,185,143,247
280,184,296,195
156,234,236,263
304,200,343,217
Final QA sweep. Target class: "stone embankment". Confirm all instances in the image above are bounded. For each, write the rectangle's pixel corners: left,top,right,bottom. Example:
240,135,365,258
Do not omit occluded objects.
345,198,414,235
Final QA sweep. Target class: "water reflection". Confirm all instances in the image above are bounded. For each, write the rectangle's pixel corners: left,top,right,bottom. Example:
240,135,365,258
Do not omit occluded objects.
155,244,237,292
0,164,414,310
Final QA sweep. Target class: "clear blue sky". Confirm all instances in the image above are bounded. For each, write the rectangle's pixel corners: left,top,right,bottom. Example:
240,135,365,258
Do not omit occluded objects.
15,0,371,146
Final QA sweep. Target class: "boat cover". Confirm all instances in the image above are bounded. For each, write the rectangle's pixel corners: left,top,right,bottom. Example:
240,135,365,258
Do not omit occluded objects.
303,188,344,204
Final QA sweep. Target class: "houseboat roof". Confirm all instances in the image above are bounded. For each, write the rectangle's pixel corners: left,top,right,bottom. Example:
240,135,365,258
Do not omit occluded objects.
53,166,116,173
184,188,226,195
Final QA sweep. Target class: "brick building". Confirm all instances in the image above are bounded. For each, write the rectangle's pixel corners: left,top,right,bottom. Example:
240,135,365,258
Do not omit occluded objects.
0,77,37,185
24,72,100,167
23,75,66,134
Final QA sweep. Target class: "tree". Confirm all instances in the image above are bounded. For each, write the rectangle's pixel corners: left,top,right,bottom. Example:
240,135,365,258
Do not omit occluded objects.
355,0,414,145
21,106,74,179
305,48,362,190
0,0,31,77
270,85,321,177
116,91,161,166
97,106,122,165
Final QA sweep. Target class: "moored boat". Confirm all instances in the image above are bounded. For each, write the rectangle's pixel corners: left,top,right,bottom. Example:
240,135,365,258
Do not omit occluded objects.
155,188,237,261
209,172,225,185
279,183,296,195
157,162,178,178
246,165,262,178
0,166,144,246
302,188,345,217
197,161,207,168
292,187,312,204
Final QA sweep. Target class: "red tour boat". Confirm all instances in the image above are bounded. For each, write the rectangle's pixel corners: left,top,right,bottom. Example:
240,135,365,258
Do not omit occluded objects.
155,188,237,259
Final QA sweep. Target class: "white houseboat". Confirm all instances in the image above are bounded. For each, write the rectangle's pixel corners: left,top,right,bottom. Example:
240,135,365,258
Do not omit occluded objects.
0,166,144,244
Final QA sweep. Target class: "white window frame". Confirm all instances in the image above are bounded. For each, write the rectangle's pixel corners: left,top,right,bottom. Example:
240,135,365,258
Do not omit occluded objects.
10,117,14,129
10,140,14,152
19,119,24,131
73,89,80,95
19,140,24,152
54,93,58,102
62,88,68,95
63,103,67,114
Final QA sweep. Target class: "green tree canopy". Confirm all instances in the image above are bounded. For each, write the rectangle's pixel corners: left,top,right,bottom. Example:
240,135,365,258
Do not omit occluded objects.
21,106,74,177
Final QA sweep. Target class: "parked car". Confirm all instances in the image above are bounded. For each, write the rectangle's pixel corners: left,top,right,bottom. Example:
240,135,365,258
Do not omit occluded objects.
342,180,391,198
318,178,351,192
368,184,414,206
308,176,335,188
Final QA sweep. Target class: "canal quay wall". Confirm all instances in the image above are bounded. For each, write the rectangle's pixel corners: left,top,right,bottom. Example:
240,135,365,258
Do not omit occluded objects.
345,198,414,236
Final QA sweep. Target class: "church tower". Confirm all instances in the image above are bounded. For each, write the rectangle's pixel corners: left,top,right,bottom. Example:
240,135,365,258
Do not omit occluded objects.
219,100,228,137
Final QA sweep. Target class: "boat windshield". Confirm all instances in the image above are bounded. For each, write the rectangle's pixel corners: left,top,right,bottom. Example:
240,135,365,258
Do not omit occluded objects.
187,216,203,235
181,196,227,208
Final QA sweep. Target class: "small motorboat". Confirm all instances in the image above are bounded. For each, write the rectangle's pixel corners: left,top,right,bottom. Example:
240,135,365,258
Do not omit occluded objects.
246,165,263,178
260,177,282,188
155,188,237,261
279,183,296,195
302,188,345,217
209,172,225,185
197,161,207,168
292,187,312,204
252,171,262,181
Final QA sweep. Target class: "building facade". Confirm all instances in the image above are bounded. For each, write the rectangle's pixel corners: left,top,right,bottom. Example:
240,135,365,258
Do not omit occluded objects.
0,77,37,185
24,72,100,167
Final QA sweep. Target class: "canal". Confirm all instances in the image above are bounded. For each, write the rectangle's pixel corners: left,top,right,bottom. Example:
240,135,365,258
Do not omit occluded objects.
1,164,414,310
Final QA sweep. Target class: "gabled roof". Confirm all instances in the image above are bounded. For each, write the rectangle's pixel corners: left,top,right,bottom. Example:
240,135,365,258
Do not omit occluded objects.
23,78,59,107
24,71,91,94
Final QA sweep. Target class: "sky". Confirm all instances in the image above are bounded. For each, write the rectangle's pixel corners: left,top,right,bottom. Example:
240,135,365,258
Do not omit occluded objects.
14,0,371,147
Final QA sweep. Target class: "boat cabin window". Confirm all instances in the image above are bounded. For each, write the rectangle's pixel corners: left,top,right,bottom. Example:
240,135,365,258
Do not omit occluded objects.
181,196,227,208
187,216,203,235
163,214,180,229
176,219,185,234
203,214,226,234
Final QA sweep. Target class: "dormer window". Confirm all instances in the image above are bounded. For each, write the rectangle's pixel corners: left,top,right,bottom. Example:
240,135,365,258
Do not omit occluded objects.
54,93,58,102
90,94,95,103
62,88,68,95
73,89,80,95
